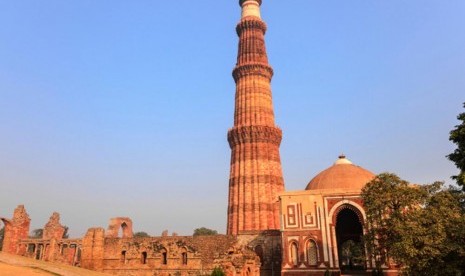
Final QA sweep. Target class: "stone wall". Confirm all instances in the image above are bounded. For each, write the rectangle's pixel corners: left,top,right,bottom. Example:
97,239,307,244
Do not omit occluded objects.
0,205,30,255
43,212,65,240
236,230,282,276
81,229,261,276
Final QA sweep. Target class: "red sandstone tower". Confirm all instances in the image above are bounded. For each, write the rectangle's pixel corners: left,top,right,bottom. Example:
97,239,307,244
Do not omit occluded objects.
227,0,285,235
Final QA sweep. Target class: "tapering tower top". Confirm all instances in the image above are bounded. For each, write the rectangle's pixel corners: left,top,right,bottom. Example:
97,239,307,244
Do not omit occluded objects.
239,0,262,19
227,0,285,235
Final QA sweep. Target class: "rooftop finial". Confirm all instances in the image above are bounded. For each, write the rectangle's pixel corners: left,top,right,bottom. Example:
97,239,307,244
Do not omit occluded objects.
335,154,352,165
239,0,262,6
240,0,261,19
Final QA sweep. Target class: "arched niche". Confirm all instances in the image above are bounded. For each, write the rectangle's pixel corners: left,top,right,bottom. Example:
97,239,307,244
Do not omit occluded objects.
106,218,133,238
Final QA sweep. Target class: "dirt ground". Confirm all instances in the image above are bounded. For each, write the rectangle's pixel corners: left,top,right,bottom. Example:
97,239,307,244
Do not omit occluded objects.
0,252,111,276
0,261,55,275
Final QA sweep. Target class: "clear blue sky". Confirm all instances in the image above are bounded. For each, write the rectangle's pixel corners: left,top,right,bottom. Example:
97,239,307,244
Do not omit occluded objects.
1,1,464,237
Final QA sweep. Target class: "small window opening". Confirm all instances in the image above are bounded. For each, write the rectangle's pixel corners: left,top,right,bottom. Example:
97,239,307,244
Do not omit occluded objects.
61,244,68,255
121,251,126,264
76,248,82,263
162,251,168,265
141,251,147,264
118,222,128,238
182,252,187,265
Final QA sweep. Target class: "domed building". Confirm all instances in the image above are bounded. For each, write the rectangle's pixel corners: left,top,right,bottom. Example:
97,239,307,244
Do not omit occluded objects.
280,155,384,275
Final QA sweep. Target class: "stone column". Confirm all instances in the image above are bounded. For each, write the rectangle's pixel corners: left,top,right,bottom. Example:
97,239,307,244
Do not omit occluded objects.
81,228,105,271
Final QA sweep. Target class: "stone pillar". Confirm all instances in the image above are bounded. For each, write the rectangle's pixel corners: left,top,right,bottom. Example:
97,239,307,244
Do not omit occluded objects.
45,239,59,262
81,228,105,271
227,0,285,235
1,205,30,255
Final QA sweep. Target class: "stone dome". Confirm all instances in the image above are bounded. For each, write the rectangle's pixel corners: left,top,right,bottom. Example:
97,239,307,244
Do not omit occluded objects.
305,155,375,191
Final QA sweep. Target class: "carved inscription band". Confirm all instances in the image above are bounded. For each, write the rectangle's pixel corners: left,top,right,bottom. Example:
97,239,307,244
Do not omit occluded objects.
236,19,267,35
229,175,284,187
228,202,276,213
232,63,274,83
228,125,282,147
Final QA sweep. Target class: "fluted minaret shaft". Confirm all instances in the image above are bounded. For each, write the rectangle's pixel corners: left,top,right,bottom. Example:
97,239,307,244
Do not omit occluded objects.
227,0,285,235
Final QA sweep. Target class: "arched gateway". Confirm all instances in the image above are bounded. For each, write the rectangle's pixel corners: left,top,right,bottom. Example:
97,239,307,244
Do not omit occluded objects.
334,204,366,272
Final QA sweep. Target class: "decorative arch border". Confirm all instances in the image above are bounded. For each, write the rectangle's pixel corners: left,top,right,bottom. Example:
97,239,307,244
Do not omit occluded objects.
327,200,369,270
288,240,299,267
328,200,366,226
304,238,319,265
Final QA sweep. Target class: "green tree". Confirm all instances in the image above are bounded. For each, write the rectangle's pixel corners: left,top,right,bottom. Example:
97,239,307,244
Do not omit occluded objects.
62,226,69,239
396,186,465,275
30,229,43,239
211,267,225,276
0,226,4,251
193,227,218,236
448,102,465,190
134,231,150,238
362,173,465,275
362,173,425,272
340,240,364,268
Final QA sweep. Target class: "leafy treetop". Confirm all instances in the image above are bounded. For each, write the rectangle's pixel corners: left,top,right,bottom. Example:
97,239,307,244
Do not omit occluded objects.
361,173,465,275
0,226,4,251
193,227,218,236
211,267,225,276
62,226,69,239
448,102,465,190
134,231,150,238
30,229,43,239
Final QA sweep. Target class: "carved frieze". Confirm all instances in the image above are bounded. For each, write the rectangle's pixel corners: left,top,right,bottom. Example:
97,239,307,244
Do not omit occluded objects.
236,18,267,36
227,125,282,147
232,63,273,82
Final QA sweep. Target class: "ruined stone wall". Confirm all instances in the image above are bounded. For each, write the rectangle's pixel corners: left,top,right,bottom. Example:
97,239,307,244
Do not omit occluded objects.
236,231,282,276
106,218,133,238
1,205,30,255
81,230,261,276
43,212,65,240
1,208,265,276
81,227,105,270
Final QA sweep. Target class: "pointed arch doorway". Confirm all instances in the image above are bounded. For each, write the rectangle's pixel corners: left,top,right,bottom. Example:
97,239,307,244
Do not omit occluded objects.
335,204,366,273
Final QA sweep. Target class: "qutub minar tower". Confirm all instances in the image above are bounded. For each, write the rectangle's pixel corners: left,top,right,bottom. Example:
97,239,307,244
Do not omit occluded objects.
227,0,285,235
